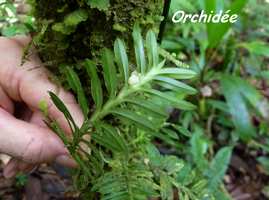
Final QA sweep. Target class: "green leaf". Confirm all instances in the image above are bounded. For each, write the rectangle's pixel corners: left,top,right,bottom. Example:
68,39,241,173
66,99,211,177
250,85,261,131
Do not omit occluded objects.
173,125,192,137
52,9,88,35
221,75,256,141
64,9,88,26
239,41,269,57
91,134,121,153
101,124,128,155
2,24,29,37
160,173,173,200
101,48,117,97
114,38,129,84
152,130,182,149
86,0,110,11
92,124,127,155
65,67,89,118
111,108,156,131
261,70,269,80
154,76,197,94
206,0,247,48
161,128,178,140
146,144,161,164
146,30,158,68
125,98,167,117
144,89,196,110
162,156,184,175
207,100,229,113
132,24,146,74
206,147,232,192
190,132,208,171
49,92,77,130
159,68,197,79
235,77,267,118
85,59,103,110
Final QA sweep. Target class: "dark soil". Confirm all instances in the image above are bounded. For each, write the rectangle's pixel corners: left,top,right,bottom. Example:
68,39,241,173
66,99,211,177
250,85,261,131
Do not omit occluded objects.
0,161,78,200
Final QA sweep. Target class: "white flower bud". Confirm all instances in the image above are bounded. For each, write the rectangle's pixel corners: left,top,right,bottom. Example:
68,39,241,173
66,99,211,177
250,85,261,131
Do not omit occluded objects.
128,71,140,86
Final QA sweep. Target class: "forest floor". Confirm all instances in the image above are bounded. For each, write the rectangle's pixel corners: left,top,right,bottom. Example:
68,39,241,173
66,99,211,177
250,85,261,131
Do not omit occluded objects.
1,149,268,200
0,157,77,200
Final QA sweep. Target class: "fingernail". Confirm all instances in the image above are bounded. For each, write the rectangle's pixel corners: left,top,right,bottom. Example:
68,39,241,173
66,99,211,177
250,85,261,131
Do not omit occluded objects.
3,161,18,179
55,155,77,168
3,168,17,179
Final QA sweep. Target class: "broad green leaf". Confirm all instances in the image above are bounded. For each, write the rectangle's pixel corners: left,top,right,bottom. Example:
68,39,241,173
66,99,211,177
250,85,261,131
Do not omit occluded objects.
132,24,146,74
111,108,156,131
146,30,158,68
65,67,89,118
235,77,267,118
86,0,110,11
221,75,256,141
145,89,196,110
85,59,103,110
206,0,247,48
101,48,117,97
159,68,197,79
154,76,197,94
114,38,129,84
205,0,216,17
205,147,232,192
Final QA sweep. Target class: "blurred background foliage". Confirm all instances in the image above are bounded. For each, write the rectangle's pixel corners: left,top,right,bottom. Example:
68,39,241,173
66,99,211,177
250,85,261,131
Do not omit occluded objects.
160,0,269,199
0,0,34,36
0,0,269,199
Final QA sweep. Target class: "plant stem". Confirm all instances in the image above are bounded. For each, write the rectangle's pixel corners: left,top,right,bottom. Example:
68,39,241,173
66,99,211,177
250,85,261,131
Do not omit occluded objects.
89,67,160,123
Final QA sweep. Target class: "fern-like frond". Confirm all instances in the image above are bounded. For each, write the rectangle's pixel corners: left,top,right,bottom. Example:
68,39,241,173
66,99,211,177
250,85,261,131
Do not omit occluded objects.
48,25,198,200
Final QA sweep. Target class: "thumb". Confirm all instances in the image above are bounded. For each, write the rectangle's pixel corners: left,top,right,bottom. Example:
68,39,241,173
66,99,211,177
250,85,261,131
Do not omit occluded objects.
0,108,76,167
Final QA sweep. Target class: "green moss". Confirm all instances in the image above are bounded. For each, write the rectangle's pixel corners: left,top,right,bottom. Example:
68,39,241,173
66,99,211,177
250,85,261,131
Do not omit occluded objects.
28,0,163,78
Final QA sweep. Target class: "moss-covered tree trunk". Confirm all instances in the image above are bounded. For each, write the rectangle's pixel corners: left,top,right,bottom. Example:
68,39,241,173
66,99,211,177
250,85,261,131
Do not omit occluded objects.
28,0,163,72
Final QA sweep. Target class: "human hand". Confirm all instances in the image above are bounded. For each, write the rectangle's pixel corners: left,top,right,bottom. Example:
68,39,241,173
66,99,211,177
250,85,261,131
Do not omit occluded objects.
0,36,84,178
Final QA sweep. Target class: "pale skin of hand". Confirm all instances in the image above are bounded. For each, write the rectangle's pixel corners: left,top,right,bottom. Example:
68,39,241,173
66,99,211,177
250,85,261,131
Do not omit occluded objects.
0,36,84,178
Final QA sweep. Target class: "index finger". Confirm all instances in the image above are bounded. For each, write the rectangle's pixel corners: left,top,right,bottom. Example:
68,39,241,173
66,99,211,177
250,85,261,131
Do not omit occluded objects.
0,36,84,133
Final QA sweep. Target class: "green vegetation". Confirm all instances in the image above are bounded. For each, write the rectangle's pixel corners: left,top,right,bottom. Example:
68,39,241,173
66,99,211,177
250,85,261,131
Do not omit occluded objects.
0,0,34,36
1,0,269,199
27,0,163,79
